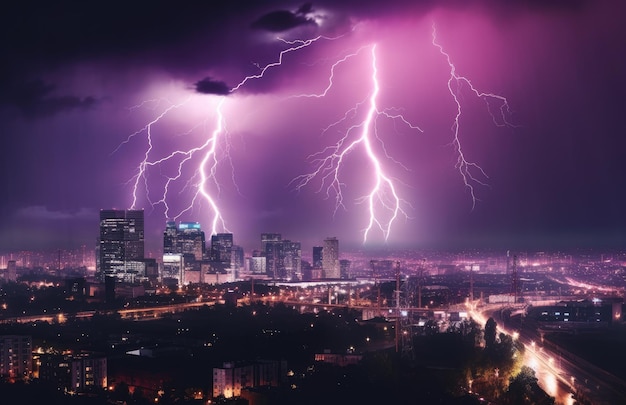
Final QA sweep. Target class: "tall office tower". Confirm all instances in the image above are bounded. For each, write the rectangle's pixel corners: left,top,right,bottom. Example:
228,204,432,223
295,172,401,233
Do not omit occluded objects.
231,245,244,270
266,241,284,280
339,259,351,279
283,241,302,280
98,209,145,282
162,253,184,285
211,233,234,271
247,250,266,274
261,233,282,251
0,335,32,380
6,260,17,282
312,246,323,269
261,233,282,279
162,221,206,284
178,222,206,261
164,222,206,260
322,237,340,279
163,221,178,254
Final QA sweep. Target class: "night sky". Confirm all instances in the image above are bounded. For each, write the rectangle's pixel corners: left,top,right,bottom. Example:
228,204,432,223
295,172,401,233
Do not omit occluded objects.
1,1,625,254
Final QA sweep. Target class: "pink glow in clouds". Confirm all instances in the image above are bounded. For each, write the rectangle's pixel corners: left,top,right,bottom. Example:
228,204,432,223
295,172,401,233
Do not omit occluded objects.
123,19,513,248
1,1,624,252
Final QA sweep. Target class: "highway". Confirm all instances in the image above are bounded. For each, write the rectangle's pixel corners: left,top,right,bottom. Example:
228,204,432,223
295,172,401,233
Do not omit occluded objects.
0,300,216,324
471,303,626,405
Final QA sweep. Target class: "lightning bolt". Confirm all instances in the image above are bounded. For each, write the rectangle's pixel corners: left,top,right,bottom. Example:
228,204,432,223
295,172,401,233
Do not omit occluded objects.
431,23,515,208
124,97,228,236
292,44,423,243
122,23,513,245
123,34,338,235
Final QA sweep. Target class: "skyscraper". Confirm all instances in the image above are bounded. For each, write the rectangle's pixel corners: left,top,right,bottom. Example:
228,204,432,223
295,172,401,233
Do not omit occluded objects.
283,241,302,281
98,209,145,282
211,233,234,272
312,246,323,269
322,237,339,279
6,260,17,282
162,221,208,285
231,245,244,271
164,222,206,261
261,233,282,280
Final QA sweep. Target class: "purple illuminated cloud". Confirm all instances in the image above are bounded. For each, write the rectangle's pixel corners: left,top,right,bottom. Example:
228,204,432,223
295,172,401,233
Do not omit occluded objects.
0,0,624,253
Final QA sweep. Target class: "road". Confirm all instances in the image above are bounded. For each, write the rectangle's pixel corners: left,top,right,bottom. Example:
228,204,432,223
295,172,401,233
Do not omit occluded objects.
471,303,626,405
0,300,216,324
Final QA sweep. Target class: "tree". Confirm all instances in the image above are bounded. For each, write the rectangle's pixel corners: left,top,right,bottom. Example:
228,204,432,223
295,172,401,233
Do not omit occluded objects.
506,366,555,405
484,317,497,349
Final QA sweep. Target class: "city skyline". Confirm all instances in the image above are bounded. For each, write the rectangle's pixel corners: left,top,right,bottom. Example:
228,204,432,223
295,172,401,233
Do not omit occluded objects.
1,1,625,253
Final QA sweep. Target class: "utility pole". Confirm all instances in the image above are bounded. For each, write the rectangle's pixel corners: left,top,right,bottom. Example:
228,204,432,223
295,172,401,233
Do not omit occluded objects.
511,255,519,305
418,259,424,308
395,261,401,353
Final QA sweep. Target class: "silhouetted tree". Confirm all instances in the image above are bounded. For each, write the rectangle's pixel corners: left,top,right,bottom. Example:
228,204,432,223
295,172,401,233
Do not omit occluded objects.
484,317,497,349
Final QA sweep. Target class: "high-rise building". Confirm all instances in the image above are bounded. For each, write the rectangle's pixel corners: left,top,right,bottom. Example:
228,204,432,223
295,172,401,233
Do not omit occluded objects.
211,233,234,271
164,221,206,261
6,260,17,282
162,221,207,285
260,234,301,280
246,251,266,274
231,245,244,271
178,222,206,261
163,221,178,255
322,237,339,279
312,246,323,269
261,233,281,279
162,253,184,285
260,233,282,252
0,335,32,380
283,241,302,280
340,259,351,279
98,209,145,282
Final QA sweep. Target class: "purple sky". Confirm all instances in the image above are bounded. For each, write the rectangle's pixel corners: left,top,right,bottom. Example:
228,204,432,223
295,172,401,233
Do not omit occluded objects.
1,1,625,255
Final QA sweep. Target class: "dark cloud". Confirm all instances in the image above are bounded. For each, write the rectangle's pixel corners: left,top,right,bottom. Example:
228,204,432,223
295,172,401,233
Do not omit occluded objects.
194,77,231,95
251,8,317,32
15,206,96,221
297,3,314,15
0,79,97,117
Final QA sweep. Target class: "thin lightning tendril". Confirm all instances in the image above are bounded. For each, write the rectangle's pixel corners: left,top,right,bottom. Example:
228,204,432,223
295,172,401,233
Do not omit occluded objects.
292,45,423,243
124,35,337,235
431,24,515,208
124,24,513,243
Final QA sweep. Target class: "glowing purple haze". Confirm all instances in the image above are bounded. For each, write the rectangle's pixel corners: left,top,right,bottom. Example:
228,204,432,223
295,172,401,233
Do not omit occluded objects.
0,1,624,253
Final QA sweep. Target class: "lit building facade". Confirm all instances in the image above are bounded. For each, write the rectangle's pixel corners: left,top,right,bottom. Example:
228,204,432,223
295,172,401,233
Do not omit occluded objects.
39,352,107,393
0,335,32,380
162,253,184,285
231,245,244,271
246,252,266,274
260,234,301,280
283,241,302,280
312,246,323,269
98,209,145,282
210,233,234,272
212,360,285,399
322,237,339,279
163,221,206,261
339,259,351,279
6,260,17,282
163,221,208,285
